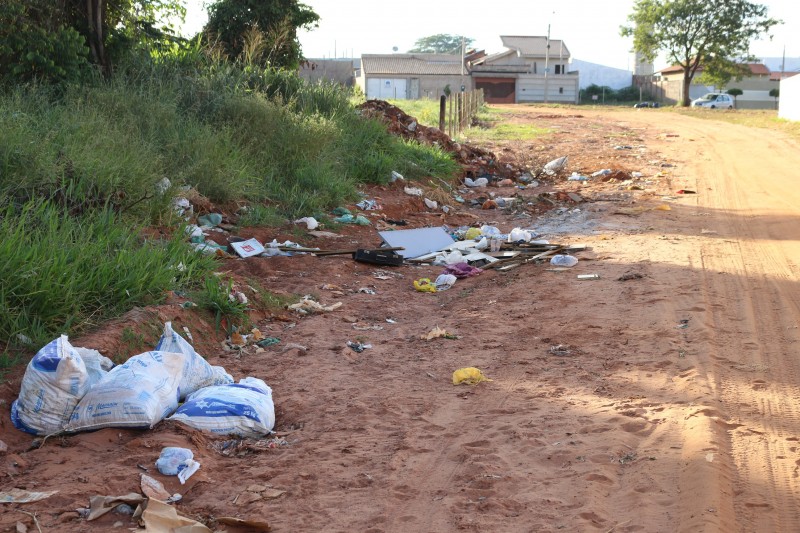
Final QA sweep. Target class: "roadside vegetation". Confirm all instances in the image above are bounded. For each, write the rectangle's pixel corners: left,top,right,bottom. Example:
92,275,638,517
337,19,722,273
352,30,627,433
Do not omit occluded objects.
0,3,460,356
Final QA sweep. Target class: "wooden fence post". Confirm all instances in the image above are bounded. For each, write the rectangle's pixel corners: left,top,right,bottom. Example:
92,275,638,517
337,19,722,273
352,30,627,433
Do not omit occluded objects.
439,95,446,132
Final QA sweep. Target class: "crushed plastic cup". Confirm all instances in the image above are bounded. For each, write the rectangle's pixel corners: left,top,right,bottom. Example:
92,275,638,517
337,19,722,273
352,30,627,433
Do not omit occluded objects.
550,254,578,267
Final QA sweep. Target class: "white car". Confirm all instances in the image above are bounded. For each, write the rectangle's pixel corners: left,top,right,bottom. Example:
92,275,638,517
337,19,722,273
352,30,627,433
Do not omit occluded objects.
691,93,734,109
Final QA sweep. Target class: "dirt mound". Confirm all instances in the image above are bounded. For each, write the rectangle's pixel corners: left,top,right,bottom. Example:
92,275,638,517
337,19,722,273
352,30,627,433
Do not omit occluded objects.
357,99,523,181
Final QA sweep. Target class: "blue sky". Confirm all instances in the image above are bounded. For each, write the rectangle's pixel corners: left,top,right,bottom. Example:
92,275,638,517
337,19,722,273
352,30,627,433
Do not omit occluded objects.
183,0,798,72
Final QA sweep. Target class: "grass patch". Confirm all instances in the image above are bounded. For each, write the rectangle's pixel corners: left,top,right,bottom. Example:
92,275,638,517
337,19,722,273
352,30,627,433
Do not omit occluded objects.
193,276,249,333
386,98,442,127
0,200,216,347
463,122,552,141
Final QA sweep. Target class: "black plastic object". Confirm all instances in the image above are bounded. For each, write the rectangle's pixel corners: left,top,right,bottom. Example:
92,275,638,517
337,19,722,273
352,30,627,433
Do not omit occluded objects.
352,249,404,266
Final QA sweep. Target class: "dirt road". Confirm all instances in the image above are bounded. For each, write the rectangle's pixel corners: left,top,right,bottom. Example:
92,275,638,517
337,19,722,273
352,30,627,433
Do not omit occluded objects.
2,107,800,532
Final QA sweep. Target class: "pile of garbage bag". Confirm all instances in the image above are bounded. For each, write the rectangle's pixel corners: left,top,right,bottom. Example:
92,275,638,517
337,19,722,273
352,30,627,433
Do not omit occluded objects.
10,322,274,438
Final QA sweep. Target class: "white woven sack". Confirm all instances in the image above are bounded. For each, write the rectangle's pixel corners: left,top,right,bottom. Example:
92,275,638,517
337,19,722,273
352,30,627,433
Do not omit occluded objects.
168,377,274,438
11,335,90,435
154,322,232,399
66,350,183,432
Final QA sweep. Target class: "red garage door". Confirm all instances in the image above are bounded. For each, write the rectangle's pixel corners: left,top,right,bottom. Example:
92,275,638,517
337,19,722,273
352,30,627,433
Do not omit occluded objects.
475,78,516,103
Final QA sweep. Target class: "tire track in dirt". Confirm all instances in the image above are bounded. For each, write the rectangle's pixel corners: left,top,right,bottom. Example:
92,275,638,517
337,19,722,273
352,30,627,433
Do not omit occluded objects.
655,114,800,532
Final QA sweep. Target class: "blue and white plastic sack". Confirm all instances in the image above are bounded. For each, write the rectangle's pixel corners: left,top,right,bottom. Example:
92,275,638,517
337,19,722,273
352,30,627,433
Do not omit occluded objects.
168,377,275,438
154,322,233,399
66,351,184,432
11,336,92,435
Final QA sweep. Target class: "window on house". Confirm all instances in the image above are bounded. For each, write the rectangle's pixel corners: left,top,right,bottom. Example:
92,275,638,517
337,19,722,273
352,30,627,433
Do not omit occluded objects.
559,87,564,94
533,62,537,74
555,65,561,74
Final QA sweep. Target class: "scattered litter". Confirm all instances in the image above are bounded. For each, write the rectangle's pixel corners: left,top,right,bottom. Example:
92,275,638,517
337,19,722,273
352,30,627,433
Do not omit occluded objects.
465,227,482,240
385,318,397,324
334,214,371,225
197,213,223,227
549,344,572,356
140,474,172,501
614,145,633,150
550,254,578,267
676,319,690,329
81,493,144,521
591,169,612,177
452,367,492,385
424,198,438,209
346,341,372,353
567,172,588,181
423,326,458,340
434,274,457,291
442,262,483,278
676,189,697,194
293,217,319,230
230,238,265,258
543,156,568,175
391,171,405,182
288,297,343,315
404,186,423,196
356,199,381,210
352,249,404,266
358,287,376,295
413,278,437,293
308,230,341,238
256,337,281,348
142,498,212,533
379,227,455,259
168,377,275,438
156,447,200,484
577,274,600,280
617,272,644,281
281,343,308,354
0,489,58,504
464,177,489,187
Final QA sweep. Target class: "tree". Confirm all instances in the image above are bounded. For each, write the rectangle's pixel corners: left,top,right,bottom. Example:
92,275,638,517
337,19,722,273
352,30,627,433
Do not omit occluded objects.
204,0,319,70
621,0,780,106
726,87,743,107
0,0,187,79
769,87,780,109
408,34,474,54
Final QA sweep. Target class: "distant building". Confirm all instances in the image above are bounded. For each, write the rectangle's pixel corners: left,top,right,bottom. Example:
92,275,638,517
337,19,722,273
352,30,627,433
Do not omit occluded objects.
653,62,776,108
356,53,468,100
468,36,579,104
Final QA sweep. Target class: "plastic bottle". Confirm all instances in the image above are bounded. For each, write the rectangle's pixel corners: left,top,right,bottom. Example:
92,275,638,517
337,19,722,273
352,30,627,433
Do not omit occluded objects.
550,254,578,267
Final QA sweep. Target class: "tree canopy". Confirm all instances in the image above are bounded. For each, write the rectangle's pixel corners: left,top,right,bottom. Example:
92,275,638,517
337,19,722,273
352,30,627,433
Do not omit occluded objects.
408,34,474,54
204,0,319,69
0,0,186,81
621,0,780,106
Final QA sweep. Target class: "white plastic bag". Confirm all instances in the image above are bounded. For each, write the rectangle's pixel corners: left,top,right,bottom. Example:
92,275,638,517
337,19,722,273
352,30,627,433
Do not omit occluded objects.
154,322,232,399
550,254,578,267
11,336,91,435
156,447,200,484
168,377,275,438
66,351,184,432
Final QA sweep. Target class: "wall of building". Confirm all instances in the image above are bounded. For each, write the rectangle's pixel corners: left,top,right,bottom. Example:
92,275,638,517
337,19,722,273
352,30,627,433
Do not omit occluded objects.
570,59,632,90
359,74,471,100
779,75,800,121
298,60,355,86
516,74,579,103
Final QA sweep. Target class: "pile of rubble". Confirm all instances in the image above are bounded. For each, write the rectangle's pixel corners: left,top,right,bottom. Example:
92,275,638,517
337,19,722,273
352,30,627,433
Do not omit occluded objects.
356,99,523,181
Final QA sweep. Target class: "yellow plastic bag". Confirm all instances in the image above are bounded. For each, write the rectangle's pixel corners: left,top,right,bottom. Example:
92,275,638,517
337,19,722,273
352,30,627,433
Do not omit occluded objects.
465,227,482,240
452,367,492,385
413,278,436,293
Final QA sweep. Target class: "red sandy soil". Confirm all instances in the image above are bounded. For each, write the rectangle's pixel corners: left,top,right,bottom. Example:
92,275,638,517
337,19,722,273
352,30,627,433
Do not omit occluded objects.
3,105,800,532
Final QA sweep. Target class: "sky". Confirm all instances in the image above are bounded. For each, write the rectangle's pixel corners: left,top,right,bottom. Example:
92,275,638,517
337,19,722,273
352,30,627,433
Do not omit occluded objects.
182,0,798,72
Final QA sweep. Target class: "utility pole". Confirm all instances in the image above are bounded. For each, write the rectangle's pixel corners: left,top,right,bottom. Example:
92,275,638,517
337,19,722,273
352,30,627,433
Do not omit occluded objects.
543,24,551,103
